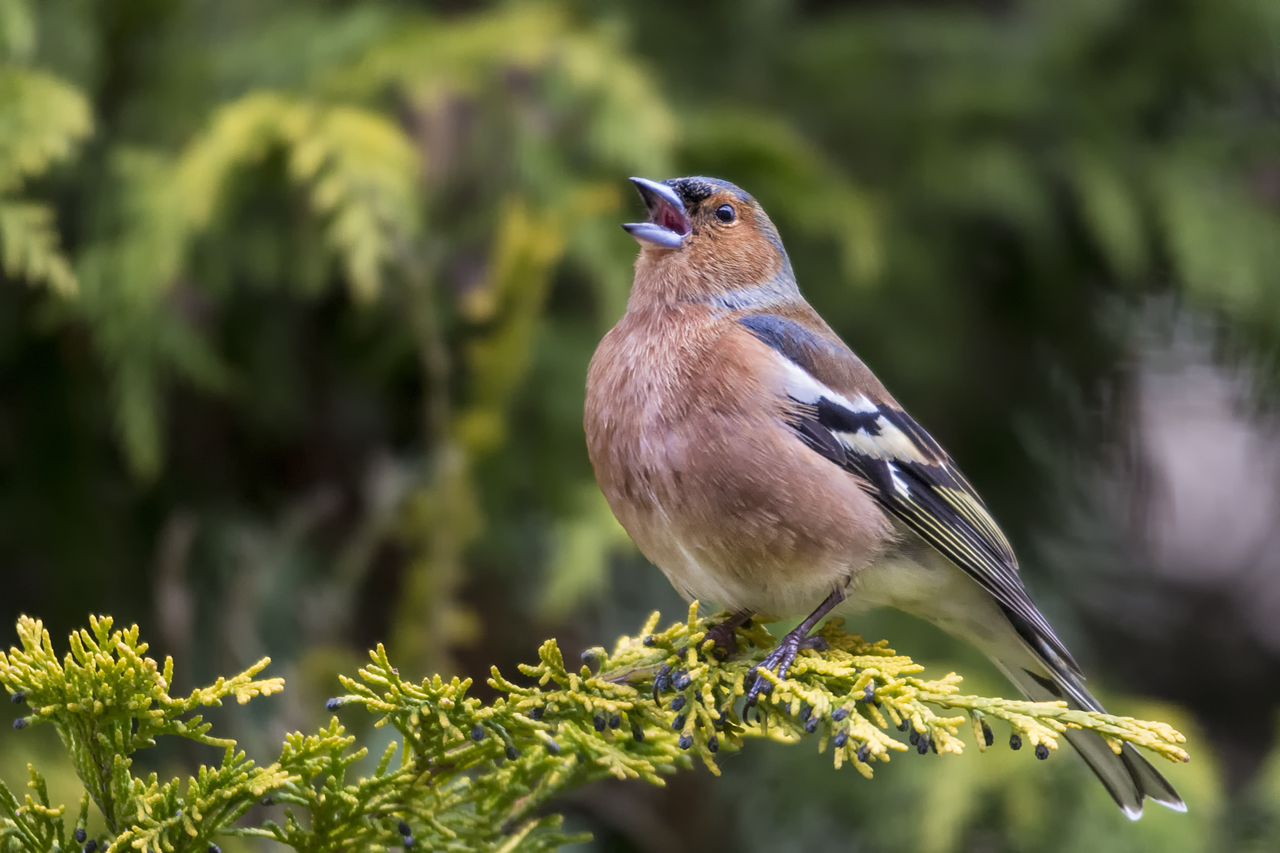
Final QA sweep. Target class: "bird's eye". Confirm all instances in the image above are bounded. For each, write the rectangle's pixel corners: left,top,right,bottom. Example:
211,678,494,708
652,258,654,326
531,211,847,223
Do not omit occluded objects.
714,204,736,223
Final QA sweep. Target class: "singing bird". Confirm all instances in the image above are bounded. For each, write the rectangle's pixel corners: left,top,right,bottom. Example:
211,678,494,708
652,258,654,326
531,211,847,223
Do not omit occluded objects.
583,176,1184,818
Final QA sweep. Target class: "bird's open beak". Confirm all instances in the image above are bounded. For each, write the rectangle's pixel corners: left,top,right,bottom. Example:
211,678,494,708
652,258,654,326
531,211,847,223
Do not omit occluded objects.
623,177,691,249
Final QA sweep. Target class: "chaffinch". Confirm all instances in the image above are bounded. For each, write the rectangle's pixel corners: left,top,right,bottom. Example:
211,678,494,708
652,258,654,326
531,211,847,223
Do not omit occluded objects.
584,176,1184,818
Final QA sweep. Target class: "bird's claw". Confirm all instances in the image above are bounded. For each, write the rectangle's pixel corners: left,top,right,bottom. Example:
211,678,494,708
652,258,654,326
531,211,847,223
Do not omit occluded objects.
702,620,742,661
743,631,829,710
653,614,750,703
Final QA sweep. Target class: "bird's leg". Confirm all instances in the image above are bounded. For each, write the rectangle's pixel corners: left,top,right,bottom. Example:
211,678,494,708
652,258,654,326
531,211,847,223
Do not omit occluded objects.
743,588,845,710
653,609,754,701
702,609,753,660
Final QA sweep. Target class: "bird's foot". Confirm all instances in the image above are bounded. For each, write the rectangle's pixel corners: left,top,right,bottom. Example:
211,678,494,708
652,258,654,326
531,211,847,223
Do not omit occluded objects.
743,628,830,710
701,614,751,661
653,611,752,702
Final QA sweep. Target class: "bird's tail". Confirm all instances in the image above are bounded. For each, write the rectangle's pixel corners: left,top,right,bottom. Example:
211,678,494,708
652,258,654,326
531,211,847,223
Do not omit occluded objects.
990,653,1185,819
854,549,1184,816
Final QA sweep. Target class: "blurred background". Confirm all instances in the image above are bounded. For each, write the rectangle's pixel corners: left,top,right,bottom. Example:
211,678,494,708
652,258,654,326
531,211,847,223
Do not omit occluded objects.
2,0,1279,849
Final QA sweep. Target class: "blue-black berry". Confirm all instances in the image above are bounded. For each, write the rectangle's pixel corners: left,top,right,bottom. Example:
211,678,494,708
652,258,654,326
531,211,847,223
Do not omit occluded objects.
402,837,414,849
12,718,25,730
673,671,691,690
1010,733,1022,751
545,739,561,755
917,738,929,755
632,723,645,742
643,635,657,646
670,695,686,712
528,706,543,720
593,714,606,732
862,684,875,703
804,716,819,734
831,708,849,722
74,829,86,843
398,821,411,837
505,745,519,761
678,734,693,750
324,698,341,711
471,725,485,742
1035,744,1049,760
857,744,870,763
9,692,23,704
708,735,719,753
609,714,621,729
672,713,686,731
982,722,994,747
833,731,848,748
83,841,97,853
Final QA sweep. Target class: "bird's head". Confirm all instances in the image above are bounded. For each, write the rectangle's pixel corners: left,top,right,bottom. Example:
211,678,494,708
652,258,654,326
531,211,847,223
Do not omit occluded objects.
622,176,795,307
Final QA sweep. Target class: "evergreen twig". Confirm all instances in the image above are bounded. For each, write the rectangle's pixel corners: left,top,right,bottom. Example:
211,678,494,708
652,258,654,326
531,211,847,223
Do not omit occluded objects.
0,608,1188,852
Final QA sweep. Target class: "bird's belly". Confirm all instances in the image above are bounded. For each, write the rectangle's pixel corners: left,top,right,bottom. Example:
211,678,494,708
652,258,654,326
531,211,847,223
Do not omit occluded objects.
608,417,892,617
635,507,866,616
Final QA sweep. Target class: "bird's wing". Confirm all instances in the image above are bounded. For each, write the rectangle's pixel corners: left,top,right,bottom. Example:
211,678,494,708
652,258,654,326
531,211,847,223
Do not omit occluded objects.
738,313,1080,674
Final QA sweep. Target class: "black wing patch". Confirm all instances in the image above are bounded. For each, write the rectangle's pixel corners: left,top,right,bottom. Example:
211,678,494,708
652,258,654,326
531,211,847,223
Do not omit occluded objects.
783,394,1080,675
738,313,1077,673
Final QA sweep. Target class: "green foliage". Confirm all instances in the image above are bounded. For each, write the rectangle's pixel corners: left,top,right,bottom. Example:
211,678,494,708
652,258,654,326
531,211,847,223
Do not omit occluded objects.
0,54,90,295
0,202,76,297
73,91,422,477
776,0,1280,327
0,69,89,192
0,0,34,64
539,485,632,618
0,0,85,296
0,611,1187,853
0,616,285,851
180,93,422,302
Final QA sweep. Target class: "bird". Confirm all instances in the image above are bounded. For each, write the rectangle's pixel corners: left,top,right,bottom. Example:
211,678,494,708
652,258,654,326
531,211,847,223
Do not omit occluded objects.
583,175,1185,818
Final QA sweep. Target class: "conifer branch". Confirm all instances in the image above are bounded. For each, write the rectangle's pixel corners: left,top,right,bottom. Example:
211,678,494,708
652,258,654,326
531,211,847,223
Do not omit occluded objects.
0,608,1187,853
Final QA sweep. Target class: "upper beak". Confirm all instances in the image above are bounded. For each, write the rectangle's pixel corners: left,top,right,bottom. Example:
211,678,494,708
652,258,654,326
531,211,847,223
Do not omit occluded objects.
622,177,691,249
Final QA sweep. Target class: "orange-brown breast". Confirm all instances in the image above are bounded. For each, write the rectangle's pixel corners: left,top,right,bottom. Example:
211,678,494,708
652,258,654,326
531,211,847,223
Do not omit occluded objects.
584,302,894,615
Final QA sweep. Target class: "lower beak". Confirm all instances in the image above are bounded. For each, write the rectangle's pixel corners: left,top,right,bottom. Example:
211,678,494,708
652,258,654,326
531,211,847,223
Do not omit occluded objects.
623,177,690,249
